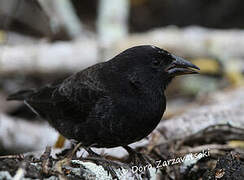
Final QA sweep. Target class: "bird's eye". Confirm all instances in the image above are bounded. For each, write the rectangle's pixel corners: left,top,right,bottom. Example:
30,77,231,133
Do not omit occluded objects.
152,60,160,66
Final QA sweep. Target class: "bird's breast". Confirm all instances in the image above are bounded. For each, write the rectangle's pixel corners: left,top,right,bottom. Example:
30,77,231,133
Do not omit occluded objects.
110,92,166,142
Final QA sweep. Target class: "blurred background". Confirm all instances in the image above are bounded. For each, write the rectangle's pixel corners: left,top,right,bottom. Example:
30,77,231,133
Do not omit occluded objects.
0,0,244,156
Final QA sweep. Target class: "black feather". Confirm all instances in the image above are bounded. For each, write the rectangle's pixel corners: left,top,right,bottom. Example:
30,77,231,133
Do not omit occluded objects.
7,45,199,148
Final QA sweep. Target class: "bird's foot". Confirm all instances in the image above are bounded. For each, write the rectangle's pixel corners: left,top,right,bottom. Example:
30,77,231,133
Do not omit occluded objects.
54,143,82,177
123,146,154,179
83,147,123,179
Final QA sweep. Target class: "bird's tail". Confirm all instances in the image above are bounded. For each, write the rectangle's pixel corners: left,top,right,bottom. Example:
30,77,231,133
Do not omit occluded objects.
7,89,35,101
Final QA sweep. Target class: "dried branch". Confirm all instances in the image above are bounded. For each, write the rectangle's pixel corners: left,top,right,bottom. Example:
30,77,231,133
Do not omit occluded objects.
1,27,244,74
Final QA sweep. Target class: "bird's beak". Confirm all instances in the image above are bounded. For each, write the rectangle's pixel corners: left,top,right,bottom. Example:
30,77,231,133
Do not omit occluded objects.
166,55,200,76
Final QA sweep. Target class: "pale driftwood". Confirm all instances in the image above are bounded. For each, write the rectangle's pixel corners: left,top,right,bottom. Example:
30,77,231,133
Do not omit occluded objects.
97,0,129,44
114,26,244,59
37,0,83,38
0,39,98,74
1,26,244,74
97,0,129,60
0,114,59,153
156,87,244,142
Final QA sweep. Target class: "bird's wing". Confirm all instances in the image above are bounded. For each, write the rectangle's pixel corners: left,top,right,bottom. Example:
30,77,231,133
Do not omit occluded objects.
25,67,107,122
58,72,106,120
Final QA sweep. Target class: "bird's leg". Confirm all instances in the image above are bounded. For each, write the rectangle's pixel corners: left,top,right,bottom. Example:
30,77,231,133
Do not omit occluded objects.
123,146,155,165
123,146,154,179
84,147,100,157
84,147,128,169
55,143,82,175
83,147,122,179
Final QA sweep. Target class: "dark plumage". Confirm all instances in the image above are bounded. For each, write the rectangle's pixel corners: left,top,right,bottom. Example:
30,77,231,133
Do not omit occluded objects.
7,45,199,148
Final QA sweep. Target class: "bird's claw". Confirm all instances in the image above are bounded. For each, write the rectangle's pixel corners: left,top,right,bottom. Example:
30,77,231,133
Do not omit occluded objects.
130,153,153,179
84,157,120,179
124,146,154,179
54,143,82,177
83,148,122,179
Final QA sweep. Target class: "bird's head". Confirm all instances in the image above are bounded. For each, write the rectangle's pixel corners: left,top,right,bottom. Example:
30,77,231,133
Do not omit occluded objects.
109,45,200,91
109,45,199,93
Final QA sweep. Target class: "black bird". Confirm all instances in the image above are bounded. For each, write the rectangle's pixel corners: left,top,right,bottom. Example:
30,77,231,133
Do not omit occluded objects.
7,45,199,177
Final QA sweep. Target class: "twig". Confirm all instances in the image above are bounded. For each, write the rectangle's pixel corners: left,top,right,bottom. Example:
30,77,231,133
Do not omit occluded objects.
0,154,24,160
174,123,244,150
177,144,233,155
82,156,128,169
13,162,27,180
40,146,52,175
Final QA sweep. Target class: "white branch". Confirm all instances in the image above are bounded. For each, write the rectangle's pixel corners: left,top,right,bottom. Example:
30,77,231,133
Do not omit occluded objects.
0,114,59,153
1,27,244,74
115,26,244,59
0,40,98,74
38,0,83,38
